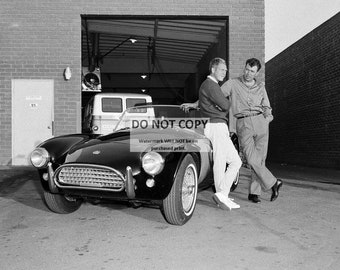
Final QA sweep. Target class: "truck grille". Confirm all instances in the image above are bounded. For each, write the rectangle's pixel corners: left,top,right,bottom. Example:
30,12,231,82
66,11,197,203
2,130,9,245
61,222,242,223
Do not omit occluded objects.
56,165,125,191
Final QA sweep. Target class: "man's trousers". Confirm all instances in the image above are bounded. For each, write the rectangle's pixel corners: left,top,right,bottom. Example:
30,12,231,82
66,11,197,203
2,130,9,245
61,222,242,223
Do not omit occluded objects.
204,122,242,198
236,114,276,195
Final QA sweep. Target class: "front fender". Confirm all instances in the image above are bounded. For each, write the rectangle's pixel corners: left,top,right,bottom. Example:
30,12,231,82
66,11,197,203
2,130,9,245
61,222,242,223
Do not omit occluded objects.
38,134,98,165
36,134,98,192
134,151,201,200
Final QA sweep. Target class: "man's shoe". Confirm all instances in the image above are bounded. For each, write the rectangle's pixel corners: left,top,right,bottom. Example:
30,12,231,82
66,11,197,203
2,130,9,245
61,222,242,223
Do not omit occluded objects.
271,179,283,201
213,193,240,210
248,194,261,203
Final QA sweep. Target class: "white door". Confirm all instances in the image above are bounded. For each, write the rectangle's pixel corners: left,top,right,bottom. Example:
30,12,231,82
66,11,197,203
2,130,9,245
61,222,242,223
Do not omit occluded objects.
12,79,54,165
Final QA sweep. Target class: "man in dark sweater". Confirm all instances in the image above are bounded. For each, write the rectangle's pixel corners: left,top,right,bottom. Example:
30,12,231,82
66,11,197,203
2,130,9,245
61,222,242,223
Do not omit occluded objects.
199,57,242,210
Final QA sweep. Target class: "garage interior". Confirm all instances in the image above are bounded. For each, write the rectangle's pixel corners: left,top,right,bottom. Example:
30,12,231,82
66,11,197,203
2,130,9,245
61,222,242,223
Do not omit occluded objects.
81,16,228,107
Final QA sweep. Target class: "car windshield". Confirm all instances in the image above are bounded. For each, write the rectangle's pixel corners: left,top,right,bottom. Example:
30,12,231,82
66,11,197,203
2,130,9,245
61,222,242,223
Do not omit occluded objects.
114,105,199,131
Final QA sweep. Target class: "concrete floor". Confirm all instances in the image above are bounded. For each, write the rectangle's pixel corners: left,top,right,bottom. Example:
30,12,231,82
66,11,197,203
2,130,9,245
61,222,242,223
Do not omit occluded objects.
0,164,339,270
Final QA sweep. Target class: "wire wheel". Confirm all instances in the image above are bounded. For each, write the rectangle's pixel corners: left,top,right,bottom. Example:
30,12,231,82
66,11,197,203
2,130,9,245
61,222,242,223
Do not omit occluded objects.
162,155,198,225
182,163,197,214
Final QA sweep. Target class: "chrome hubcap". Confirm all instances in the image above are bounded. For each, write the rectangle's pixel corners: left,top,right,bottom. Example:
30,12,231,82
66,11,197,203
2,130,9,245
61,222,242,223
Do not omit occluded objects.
182,164,197,214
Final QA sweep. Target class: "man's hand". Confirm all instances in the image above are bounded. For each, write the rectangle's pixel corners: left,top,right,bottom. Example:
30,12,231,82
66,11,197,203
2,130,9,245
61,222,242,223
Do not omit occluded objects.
180,102,199,113
264,114,274,123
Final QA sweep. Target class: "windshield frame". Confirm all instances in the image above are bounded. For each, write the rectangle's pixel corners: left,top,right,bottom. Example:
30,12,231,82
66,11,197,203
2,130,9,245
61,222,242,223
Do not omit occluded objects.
113,104,196,132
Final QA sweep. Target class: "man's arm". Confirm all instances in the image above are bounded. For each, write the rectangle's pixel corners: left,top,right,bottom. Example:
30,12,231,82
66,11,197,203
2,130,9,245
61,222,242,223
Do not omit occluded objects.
181,81,231,112
180,100,199,112
220,80,232,97
205,83,231,111
262,87,274,122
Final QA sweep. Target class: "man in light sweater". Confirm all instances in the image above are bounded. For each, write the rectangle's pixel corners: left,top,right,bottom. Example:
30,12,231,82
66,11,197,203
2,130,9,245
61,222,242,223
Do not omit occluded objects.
199,57,242,210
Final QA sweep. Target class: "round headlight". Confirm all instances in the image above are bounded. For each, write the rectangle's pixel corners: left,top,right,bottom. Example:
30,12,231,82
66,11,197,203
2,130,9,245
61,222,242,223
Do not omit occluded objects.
142,152,165,176
30,147,50,168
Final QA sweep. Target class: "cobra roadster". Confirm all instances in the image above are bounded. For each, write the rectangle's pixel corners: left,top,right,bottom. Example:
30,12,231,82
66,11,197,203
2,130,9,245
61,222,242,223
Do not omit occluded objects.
30,105,239,225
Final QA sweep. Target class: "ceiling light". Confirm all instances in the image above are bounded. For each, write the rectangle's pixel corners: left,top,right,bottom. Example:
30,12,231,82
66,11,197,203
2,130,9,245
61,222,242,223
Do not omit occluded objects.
100,37,138,60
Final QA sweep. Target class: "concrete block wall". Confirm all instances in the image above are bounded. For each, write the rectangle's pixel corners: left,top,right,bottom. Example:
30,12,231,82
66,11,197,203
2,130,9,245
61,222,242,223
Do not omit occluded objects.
0,0,264,165
265,13,340,169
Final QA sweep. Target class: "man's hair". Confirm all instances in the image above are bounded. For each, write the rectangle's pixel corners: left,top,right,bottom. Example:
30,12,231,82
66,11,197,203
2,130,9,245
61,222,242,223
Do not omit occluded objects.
245,58,262,71
209,57,226,73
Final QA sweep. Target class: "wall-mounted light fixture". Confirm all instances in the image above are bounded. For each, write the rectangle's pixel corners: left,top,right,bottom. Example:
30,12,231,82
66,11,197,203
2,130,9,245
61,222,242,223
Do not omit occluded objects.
141,89,147,93
64,67,72,80
141,74,147,79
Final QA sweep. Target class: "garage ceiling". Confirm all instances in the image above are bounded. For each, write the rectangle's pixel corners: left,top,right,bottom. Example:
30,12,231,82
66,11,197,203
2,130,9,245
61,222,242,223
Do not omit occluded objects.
81,17,227,91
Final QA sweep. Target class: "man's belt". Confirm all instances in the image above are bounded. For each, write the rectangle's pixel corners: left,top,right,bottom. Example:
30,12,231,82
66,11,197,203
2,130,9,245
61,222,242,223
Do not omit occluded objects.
236,112,262,119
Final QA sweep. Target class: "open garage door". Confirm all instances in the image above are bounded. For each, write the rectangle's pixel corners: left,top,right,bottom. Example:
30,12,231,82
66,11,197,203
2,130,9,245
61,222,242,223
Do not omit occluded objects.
81,16,228,129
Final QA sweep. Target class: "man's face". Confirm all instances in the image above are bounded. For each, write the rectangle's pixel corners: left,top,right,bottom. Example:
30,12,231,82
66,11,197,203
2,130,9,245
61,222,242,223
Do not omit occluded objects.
243,64,259,82
212,63,227,82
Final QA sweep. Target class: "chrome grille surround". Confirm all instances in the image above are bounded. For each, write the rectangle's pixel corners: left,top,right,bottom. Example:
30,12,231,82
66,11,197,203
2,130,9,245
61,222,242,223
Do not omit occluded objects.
54,164,125,192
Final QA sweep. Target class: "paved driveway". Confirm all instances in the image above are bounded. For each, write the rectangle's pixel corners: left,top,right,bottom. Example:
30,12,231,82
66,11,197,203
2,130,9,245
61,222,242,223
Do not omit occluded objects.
0,165,339,270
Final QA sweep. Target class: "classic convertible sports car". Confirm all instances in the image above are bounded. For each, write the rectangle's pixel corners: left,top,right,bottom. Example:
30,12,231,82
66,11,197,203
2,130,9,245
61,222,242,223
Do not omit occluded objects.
30,105,239,225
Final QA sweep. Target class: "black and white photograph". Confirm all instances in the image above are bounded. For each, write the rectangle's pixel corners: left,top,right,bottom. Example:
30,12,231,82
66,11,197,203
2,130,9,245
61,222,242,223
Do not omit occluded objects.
0,1,339,269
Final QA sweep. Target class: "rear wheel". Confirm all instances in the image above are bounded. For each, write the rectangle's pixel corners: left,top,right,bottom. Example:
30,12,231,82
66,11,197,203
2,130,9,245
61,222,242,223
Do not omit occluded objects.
162,155,198,226
43,191,82,214
230,133,240,192
230,171,240,192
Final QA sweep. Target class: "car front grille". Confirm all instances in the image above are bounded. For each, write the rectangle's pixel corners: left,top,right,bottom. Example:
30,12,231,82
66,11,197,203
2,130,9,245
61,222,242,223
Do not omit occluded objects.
56,165,125,191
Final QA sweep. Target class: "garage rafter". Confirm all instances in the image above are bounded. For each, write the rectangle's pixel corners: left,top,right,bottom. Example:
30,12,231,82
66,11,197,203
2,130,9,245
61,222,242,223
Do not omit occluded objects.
81,17,227,69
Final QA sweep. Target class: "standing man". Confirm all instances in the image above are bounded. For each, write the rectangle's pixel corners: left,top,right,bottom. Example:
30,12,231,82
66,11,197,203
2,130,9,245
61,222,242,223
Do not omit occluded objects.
199,57,242,210
221,58,282,203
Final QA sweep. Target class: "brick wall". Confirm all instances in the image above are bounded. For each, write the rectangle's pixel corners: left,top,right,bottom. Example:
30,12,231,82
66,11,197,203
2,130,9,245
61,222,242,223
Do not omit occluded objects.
0,0,264,165
265,13,340,169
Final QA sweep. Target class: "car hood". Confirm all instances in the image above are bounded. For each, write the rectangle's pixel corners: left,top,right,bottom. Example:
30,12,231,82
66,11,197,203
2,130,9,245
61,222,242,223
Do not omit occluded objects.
64,128,206,172
64,130,140,172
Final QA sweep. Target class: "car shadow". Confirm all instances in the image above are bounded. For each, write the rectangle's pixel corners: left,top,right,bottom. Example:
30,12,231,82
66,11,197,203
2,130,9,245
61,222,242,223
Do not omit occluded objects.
94,197,168,224
0,166,250,223
0,166,48,212
94,183,229,225
95,173,250,224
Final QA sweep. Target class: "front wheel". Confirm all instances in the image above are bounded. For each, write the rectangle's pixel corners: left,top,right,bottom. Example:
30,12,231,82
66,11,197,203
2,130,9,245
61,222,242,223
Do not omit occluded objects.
43,191,82,214
162,155,198,226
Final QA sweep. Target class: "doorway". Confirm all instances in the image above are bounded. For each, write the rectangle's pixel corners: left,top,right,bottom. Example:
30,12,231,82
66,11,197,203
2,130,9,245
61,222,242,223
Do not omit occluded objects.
12,79,54,165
